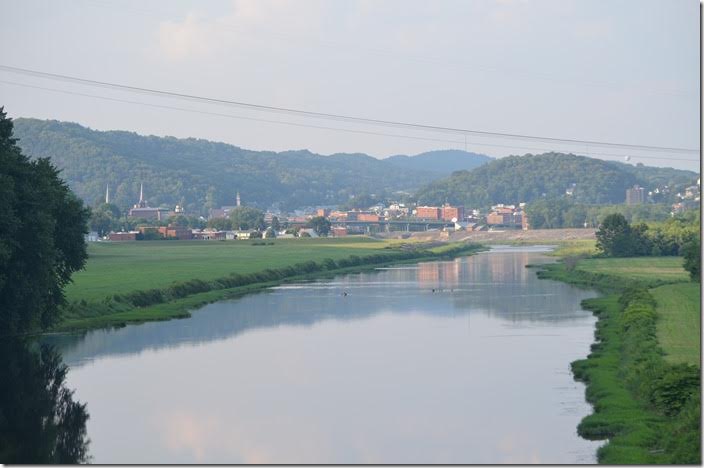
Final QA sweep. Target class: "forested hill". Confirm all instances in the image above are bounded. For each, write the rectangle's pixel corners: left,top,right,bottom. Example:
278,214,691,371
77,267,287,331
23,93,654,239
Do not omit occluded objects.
12,118,487,213
415,152,699,207
385,149,492,175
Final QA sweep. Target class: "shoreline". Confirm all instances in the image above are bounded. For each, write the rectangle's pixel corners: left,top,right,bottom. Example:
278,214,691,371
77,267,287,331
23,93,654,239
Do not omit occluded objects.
536,260,700,464
48,242,487,335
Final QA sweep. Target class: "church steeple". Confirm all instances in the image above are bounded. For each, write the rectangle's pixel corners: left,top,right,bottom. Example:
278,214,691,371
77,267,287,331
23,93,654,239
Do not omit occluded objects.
236,191,241,207
136,183,147,208
105,184,110,204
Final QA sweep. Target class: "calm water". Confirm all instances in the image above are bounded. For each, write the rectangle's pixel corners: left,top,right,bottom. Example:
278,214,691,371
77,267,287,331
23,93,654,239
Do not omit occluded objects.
47,246,601,464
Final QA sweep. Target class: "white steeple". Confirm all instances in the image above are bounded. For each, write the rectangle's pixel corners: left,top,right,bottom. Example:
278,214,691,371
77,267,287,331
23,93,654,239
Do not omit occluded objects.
236,191,241,207
105,184,110,204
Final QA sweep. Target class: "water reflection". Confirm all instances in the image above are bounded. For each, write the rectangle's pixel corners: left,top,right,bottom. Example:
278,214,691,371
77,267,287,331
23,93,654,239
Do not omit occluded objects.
48,247,600,463
0,339,90,463
49,249,590,367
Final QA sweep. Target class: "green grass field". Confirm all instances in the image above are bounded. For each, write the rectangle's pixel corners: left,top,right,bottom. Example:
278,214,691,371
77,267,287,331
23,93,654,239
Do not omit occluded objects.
576,256,690,284
550,239,597,257
66,237,393,302
651,282,701,366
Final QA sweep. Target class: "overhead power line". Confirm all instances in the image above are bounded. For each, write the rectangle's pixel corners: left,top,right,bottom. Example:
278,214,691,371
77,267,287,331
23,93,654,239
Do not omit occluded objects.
0,64,699,157
1,78,698,163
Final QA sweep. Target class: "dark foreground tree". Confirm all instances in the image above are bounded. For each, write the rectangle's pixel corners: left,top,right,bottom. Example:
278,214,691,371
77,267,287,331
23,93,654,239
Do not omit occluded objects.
0,339,90,463
0,108,89,334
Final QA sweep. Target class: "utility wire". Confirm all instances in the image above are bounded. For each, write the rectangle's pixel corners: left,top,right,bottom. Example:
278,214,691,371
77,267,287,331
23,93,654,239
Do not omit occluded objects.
2,78,698,163
75,0,694,99
0,64,698,156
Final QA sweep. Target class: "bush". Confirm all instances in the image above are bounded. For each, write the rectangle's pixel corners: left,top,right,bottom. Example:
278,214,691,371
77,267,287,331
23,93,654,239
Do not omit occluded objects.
682,237,700,281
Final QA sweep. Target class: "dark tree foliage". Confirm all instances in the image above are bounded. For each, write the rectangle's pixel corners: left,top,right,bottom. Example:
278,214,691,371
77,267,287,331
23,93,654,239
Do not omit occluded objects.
0,109,89,334
0,339,90,463
595,213,651,257
306,216,332,236
89,203,121,236
682,237,700,281
207,217,233,231
229,206,265,230
415,152,697,208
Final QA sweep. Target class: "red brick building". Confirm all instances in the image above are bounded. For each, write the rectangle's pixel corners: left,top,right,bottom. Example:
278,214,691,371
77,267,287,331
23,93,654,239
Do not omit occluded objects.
158,226,193,240
441,204,465,221
416,206,441,220
357,213,380,222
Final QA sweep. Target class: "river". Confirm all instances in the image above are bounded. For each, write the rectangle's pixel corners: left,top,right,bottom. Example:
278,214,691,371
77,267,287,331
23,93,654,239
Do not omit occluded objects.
45,246,601,463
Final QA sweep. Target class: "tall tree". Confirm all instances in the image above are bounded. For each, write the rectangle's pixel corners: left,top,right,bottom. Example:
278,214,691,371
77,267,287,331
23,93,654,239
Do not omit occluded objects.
0,108,89,334
307,216,332,236
596,213,634,257
229,206,265,230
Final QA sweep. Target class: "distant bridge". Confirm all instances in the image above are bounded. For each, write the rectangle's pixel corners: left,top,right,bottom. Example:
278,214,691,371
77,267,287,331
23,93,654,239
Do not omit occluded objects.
330,219,454,233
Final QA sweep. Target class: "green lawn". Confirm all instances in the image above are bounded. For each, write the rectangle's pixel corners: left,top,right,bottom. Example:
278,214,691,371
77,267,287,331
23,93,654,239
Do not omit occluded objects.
66,237,392,301
576,256,690,284
651,282,701,366
550,239,597,257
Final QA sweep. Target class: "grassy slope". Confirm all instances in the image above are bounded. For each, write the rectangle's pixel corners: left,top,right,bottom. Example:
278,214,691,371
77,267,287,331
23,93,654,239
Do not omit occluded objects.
539,255,700,463
57,238,484,332
651,282,701,366
66,237,391,301
576,256,689,284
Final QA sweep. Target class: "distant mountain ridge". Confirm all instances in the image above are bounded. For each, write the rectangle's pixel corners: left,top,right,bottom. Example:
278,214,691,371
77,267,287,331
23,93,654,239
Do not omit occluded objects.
12,118,489,213
415,152,698,208
385,149,492,175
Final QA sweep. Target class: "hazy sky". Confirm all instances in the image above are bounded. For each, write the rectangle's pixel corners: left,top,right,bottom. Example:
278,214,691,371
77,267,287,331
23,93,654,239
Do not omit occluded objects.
0,0,700,170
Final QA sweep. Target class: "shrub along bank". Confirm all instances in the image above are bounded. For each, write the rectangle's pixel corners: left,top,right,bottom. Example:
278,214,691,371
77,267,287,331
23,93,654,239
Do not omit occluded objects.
538,263,700,464
54,242,484,333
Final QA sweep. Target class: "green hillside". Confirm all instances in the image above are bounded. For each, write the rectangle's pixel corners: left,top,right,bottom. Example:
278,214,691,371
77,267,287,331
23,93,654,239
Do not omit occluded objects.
12,118,443,214
415,152,698,208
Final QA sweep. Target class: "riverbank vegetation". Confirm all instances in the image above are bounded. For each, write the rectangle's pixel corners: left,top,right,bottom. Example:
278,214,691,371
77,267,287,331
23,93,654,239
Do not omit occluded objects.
56,239,485,332
539,254,700,463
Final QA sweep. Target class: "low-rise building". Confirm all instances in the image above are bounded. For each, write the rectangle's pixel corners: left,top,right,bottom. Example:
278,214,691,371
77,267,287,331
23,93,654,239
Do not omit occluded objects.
109,231,138,241
157,226,193,240
441,204,465,222
416,206,441,220
193,230,226,240
331,226,348,237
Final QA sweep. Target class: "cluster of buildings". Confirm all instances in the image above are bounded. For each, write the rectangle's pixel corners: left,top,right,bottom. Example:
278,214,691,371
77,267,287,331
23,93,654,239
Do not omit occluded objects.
671,179,700,214
627,180,701,216
108,182,534,241
305,201,529,233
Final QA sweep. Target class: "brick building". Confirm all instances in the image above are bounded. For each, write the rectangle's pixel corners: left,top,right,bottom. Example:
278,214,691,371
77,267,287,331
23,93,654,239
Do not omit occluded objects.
441,204,465,221
416,206,442,220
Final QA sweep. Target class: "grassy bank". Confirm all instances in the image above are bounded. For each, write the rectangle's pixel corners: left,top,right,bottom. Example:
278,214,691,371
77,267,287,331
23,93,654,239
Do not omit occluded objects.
66,237,396,302
538,256,700,464
651,282,701,366
54,239,485,333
